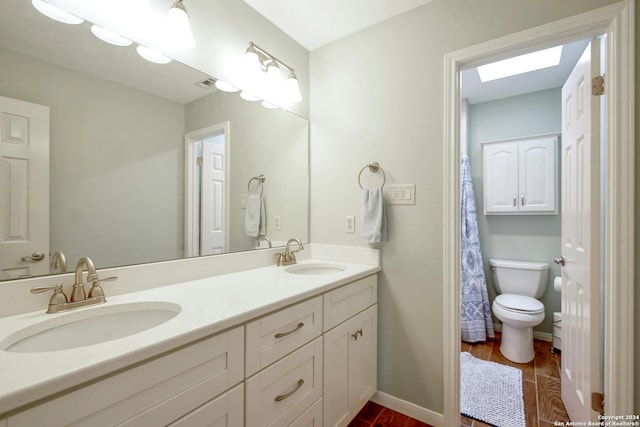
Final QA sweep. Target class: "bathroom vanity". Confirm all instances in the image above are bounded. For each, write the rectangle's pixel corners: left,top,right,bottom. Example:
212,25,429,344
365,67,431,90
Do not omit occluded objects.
0,251,379,426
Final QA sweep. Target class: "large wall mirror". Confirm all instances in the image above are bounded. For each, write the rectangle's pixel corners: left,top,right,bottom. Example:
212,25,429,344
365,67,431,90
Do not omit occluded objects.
0,0,309,281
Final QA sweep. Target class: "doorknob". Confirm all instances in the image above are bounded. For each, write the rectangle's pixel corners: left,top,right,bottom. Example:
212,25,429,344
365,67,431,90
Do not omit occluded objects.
21,252,45,262
553,256,566,266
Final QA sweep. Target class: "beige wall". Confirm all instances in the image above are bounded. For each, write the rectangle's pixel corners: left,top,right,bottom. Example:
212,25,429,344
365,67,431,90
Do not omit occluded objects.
635,1,639,416
309,0,629,414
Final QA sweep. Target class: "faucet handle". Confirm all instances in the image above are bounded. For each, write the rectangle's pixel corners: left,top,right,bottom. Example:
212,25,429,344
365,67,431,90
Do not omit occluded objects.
88,276,117,298
31,284,68,306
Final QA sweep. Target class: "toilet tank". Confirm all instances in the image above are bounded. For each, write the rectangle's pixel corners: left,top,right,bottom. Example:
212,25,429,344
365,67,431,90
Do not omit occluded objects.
489,259,549,298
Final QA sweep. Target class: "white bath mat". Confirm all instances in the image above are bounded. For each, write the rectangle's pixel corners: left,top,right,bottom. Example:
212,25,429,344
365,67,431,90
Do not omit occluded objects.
460,351,525,427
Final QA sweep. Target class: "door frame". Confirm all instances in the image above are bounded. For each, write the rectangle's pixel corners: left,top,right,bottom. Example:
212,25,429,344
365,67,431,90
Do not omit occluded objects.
443,2,634,424
184,121,230,257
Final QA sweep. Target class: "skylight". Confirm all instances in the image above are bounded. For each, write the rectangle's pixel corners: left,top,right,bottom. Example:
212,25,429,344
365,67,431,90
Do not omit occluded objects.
477,45,563,82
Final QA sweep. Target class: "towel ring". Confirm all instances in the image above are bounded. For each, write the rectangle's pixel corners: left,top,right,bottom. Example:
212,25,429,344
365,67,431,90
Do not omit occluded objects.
248,175,265,196
358,162,386,189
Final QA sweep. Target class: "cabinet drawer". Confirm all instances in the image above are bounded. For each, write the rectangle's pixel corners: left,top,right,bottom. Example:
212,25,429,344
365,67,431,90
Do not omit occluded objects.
168,383,243,427
246,337,323,427
246,296,322,377
323,275,377,331
8,327,244,427
289,398,322,427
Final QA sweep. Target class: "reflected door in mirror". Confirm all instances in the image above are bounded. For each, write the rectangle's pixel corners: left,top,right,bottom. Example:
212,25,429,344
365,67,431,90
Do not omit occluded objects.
0,96,50,279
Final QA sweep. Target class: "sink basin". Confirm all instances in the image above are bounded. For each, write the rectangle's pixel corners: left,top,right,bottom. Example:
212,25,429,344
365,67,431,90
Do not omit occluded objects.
1,301,181,353
285,263,345,275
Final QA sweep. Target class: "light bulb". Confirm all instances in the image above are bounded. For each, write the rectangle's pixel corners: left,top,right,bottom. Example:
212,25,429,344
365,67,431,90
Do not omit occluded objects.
283,71,303,104
240,91,260,102
166,1,196,50
91,25,133,47
214,80,239,93
136,45,172,64
265,60,283,84
31,0,83,25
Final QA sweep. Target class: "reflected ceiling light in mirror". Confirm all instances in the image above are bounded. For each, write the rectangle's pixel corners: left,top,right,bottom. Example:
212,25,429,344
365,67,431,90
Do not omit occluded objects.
214,80,240,93
32,0,83,25
91,25,133,47
477,45,563,82
261,101,278,109
166,0,196,50
240,91,260,101
136,45,171,64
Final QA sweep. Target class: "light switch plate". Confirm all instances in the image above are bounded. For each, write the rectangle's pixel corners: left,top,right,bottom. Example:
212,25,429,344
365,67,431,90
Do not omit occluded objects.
386,184,416,205
345,216,355,233
274,215,281,231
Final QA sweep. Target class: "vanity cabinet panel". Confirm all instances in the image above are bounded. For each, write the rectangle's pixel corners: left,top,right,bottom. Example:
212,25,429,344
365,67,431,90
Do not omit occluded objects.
323,305,377,427
323,275,377,332
7,327,244,427
289,397,323,427
167,383,244,427
246,296,323,377
246,337,323,427
482,135,558,215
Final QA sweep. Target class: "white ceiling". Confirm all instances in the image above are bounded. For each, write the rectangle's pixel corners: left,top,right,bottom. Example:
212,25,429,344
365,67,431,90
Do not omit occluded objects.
242,0,434,51
242,0,591,103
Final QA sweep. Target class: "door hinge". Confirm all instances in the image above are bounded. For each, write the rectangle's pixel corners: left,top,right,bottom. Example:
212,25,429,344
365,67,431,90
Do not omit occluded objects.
592,75,605,96
591,392,604,414
196,156,203,166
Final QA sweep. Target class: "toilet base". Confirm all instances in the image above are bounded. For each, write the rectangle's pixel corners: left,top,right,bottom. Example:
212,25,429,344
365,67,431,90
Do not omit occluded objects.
500,324,534,363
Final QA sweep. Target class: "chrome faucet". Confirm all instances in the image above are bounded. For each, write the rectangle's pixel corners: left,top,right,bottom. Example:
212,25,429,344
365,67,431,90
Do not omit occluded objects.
256,236,272,248
276,238,304,266
31,256,117,313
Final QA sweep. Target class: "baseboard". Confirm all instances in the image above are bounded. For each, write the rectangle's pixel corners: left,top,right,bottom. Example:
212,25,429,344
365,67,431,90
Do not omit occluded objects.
492,323,552,342
371,391,444,427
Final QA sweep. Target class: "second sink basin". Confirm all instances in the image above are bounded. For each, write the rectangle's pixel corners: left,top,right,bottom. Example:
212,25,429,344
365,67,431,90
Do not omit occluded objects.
1,301,181,353
285,263,346,275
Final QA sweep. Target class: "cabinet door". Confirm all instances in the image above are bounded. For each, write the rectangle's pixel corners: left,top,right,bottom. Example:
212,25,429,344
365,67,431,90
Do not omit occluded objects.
483,142,519,213
168,384,243,427
347,305,377,416
518,137,557,213
323,305,377,427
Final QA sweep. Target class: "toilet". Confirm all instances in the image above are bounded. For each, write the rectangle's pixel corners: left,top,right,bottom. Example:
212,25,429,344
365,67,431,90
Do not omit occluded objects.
489,258,549,363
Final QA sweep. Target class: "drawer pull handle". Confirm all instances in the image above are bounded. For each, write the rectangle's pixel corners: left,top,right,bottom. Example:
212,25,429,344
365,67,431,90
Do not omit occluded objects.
352,328,363,340
275,379,304,402
275,322,304,338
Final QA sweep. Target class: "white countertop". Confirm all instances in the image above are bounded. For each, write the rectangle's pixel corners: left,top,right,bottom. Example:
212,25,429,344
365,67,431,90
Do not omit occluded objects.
0,259,380,417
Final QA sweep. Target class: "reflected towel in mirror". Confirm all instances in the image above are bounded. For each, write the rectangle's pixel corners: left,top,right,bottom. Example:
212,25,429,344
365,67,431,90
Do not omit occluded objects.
361,188,387,244
245,194,266,237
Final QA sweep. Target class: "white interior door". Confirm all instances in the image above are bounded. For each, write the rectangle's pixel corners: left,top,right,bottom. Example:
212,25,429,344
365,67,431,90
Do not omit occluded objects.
0,96,50,280
560,39,602,421
200,134,226,255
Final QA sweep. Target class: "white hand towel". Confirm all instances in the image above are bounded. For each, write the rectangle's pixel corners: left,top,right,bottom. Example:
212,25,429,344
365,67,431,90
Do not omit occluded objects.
361,188,387,244
245,194,266,237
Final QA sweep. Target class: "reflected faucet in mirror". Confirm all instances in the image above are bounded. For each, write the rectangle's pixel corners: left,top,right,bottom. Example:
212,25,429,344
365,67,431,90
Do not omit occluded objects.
50,251,68,273
256,236,272,248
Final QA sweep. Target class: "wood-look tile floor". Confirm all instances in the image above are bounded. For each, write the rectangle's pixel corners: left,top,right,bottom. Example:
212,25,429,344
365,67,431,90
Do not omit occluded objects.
348,401,433,427
461,333,571,427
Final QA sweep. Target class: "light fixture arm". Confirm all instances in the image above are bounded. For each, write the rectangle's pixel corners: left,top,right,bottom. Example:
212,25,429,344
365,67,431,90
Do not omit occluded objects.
248,41,295,74
171,0,189,15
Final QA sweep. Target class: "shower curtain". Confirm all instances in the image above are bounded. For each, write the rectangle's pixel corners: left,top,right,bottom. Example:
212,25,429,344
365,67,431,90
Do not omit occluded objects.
460,155,494,343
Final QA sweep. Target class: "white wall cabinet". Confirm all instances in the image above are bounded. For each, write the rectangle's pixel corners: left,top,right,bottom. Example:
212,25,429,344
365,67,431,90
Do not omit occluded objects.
323,278,378,427
482,135,558,215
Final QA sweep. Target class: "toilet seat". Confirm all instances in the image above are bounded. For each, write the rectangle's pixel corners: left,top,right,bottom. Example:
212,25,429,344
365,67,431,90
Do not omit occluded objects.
494,294,544,315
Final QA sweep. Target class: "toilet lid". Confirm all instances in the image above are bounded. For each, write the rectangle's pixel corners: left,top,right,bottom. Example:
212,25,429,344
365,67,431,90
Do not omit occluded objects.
495,294,544,314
